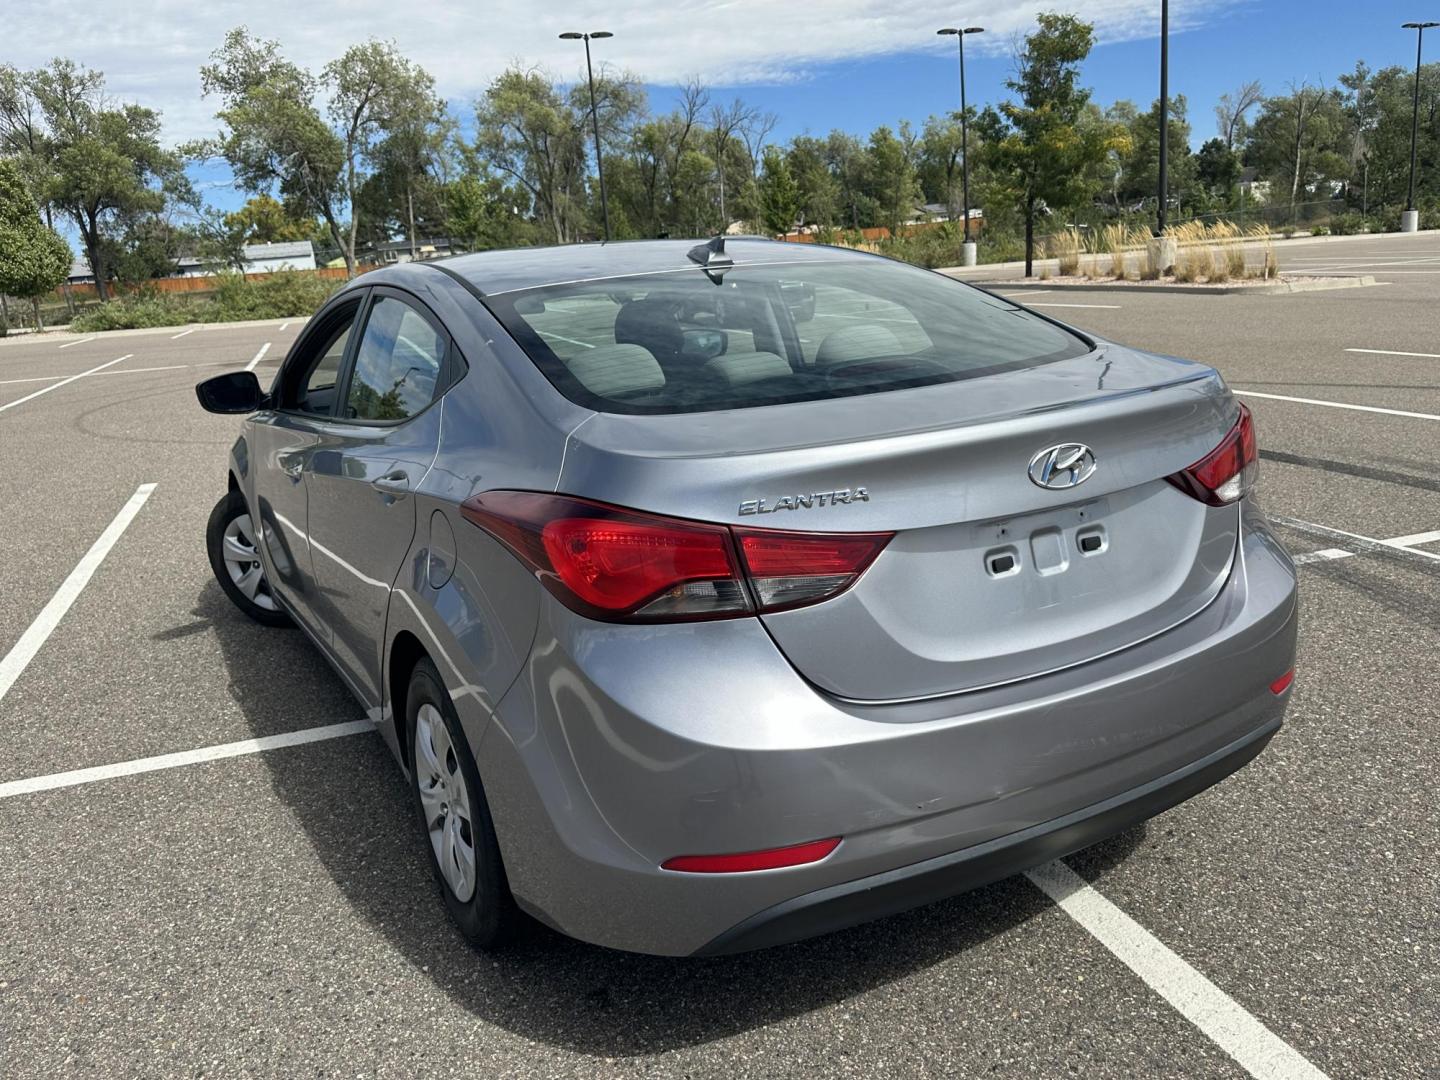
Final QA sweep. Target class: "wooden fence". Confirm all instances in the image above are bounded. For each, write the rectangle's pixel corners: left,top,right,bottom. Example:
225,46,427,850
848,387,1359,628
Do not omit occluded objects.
53,265,360,302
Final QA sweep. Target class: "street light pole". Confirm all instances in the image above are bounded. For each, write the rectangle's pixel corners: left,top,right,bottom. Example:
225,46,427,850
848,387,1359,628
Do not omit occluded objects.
1401,21,1438,232
560,30,614,242
1157,0,1169,236
938,26,984,266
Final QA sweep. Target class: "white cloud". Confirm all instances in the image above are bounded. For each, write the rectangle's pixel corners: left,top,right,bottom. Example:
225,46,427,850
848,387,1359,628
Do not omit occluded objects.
8,0,1224,142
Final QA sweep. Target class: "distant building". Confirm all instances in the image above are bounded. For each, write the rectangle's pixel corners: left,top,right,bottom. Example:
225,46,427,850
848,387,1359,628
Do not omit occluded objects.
241,241,317,273
1238,168,1271,205
172,240,318,277
358,238,462,266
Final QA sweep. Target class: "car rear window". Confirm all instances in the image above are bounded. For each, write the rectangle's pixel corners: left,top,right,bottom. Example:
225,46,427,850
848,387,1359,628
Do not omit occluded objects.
483,256,1092,415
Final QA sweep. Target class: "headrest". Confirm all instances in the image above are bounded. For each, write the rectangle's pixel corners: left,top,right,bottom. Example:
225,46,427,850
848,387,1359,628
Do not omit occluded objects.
814,324,904,367
703,350,791,387
566,343,666,397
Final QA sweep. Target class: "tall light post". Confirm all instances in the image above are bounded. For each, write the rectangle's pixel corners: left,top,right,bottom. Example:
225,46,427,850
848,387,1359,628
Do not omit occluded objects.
1157,0,1170,236
559,30,614,242
937,26,985,266
1401,21,1438,233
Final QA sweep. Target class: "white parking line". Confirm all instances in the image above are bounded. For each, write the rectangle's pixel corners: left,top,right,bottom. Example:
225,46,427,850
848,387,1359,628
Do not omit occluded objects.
0,721,373,799
0,364,192,387
1344,348,1440,359
57,336,96,349
1291,548,1355,566
1026,860,1328,1080
1027,302,1123,309
245,342,271,371
0,483,157,705
535,329,596,349
1273,515,1440,564
171,328,196,339
0,354,132,414
998,289,1054,297
279,322,290,331
1234,390,1440,422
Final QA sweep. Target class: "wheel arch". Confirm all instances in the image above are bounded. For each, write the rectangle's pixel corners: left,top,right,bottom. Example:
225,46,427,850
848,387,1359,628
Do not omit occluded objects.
388,630,430,770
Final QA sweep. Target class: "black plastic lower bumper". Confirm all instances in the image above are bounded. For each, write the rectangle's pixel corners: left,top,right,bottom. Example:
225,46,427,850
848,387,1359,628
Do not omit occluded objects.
693,716,1281,956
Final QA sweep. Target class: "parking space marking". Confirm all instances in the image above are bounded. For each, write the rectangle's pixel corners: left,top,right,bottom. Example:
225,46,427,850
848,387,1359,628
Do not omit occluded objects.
1235,390,1440,422
171,328,196,339
57,336,96,349
0,483,157,705
244,342,272,371
1026,860,1329,1080
1027,302,1123,309
998,289,1054,297
0,364,195,387
1344,347,1440,359
1291,548,1355,566
0,354,133,414
1272,515,1440,564
0,721,373,799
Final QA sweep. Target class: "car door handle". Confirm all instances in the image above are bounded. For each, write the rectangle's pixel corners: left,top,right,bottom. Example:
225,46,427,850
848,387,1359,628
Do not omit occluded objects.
370,470,411,499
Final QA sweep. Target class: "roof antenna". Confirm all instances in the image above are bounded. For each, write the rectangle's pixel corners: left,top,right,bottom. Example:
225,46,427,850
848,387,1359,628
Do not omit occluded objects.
687,235,733,282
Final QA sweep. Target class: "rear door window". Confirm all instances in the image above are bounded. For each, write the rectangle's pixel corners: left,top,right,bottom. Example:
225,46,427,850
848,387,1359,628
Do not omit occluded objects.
344,296,445,422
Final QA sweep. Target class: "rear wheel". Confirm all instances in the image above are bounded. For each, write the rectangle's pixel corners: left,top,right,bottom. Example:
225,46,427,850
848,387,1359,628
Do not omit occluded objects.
206,490,290,627
406,657,518,949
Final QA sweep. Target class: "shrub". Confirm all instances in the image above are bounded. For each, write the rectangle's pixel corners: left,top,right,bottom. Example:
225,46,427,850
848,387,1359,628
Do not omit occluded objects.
210,270,338,320
1309,223,1330,236
1329,212,1370,236
71,293,204,331
1280,226,1296,239
69,271,343,332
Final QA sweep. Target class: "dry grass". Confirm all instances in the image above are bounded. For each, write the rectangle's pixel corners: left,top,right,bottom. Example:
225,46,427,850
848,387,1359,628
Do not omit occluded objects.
1101,222,1143,278
1046,228,1083,276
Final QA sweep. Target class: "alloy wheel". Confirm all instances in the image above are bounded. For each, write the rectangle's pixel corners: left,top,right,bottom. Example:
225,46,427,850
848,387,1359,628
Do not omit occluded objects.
414,703,477,902
221,513,279,612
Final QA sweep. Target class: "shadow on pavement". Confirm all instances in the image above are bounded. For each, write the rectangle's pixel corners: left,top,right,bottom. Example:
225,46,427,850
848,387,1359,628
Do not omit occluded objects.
197,577,1144,1056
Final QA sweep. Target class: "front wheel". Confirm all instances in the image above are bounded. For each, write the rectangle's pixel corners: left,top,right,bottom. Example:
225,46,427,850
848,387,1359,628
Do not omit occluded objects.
407,657,518,949
206,490,290,627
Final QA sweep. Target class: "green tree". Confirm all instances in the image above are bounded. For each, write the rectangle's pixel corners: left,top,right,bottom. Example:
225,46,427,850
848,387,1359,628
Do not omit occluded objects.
24,59,190,299
757,147,800,236
1245,83,1349,222
977,13,1125,275
0,159,71,330
224,194,323,244
475,66,642,243
1195,137,1241,194
865,123,921,234
443,171,540,250
197,29,349,269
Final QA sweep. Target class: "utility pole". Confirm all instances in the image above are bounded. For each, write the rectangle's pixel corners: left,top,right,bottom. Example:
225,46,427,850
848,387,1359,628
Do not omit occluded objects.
937,26,985,266
1401,21,1438,232
1157,0,1170,236
560,30,615,242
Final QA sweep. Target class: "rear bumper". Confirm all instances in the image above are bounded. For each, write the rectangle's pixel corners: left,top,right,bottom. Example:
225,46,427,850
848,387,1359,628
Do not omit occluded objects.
694,714,1279,955
479,501,1297,956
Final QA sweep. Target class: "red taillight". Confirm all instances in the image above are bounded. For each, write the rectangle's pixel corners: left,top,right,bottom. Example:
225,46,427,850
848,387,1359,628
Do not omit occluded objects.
662,837,841,873
1270,668,1295,695
460,492,892,623
736,528,892,613
1166,404,1258,506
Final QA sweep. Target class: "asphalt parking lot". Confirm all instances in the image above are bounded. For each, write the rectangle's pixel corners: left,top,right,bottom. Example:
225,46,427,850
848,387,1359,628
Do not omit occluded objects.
1,231,1437,1078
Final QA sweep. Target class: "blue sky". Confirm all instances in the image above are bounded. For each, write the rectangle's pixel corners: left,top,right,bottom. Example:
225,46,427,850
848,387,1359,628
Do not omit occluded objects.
11,1,1433,219
677,3,1423,149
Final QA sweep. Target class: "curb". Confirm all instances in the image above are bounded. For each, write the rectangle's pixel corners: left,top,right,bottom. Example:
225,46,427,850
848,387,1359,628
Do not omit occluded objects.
969,275,1377,296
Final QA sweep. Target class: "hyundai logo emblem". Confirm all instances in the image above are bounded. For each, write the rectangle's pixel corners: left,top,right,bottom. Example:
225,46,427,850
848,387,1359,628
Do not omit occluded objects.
1028,443,1098,490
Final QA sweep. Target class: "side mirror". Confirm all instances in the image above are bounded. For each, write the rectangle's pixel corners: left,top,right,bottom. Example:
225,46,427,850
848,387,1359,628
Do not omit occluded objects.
196,371,267,414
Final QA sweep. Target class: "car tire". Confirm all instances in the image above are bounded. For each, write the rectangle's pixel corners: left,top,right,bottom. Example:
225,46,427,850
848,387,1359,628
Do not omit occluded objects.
206,490,291,627
407,657,518,949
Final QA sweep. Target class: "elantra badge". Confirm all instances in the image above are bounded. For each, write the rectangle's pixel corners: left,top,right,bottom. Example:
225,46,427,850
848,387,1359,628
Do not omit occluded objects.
1028,443,1097,490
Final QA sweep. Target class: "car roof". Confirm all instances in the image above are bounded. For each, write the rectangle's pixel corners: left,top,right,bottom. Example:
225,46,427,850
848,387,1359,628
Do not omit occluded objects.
430,237,871,296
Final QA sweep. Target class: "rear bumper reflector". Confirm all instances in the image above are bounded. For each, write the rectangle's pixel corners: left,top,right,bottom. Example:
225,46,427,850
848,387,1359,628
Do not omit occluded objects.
1270,668,1295,695
662,837,842,874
